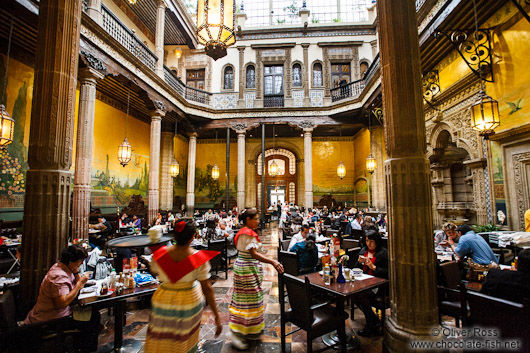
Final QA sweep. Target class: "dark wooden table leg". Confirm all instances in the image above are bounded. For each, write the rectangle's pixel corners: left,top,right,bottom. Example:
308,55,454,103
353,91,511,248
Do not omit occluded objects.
336,297,347,353
114,300,125,349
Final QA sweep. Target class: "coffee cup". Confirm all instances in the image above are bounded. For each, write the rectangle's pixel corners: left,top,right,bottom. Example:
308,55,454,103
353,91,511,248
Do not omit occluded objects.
352,268,363,278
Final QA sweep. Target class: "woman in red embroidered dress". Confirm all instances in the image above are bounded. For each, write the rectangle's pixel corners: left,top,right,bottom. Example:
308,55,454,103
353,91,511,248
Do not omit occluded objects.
228,208,284,350
145,218,222,353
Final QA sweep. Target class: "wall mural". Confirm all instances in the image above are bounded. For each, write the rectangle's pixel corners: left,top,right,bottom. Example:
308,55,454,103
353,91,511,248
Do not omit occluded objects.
0,56,31,209
491,141,507,226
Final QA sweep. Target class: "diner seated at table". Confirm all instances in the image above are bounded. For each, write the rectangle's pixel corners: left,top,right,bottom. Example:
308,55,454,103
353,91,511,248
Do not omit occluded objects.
217,219,238,258
290,233,318,273
351,213,363,231
119,212,129,227
353,230,389,337
128,215,142,228
89,216,113,249
167,211,175,222
24,245,100,352
480,248,530,303
441,224,498,266
434,222,455,248
288,224,309,251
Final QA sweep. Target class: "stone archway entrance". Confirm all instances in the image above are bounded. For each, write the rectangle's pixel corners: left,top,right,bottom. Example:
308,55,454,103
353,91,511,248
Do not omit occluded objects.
256,148,297,207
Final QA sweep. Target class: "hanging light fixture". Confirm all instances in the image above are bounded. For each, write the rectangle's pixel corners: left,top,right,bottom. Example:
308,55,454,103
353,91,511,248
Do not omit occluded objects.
169,121,180,177
196,0,236,60
212,130,220,179
337,126,346,179
127,0,137,5
469,0,500,139
0,13,15,149
118,83,133,167
174,47,182,59
366,113,376,174
269,125,278,177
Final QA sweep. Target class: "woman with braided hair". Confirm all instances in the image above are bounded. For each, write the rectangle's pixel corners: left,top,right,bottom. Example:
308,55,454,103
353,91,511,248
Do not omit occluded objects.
145,218,222,353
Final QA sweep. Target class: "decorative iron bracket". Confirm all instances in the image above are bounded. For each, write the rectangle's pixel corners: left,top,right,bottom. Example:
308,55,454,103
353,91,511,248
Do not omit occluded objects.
510,0,530,24
422,70,440,103
371,108,383,125
435,29,494,82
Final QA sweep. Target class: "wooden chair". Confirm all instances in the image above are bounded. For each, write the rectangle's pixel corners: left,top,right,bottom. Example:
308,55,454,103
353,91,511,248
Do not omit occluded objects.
325,229,339,238
437,262,468,327
342,239,359,250
346,247,362,268
281,274,348,353
351,229,364,241
278,250,300,276
208,239,228,279
281,239,291,252
467,290,529,351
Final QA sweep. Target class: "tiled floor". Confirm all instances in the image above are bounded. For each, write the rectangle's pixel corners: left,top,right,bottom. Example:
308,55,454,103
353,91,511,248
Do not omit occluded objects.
97,224,429,352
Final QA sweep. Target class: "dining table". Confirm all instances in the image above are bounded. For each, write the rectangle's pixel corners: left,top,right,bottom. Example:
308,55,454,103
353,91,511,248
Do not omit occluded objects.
79,283,159,353
296,272,389,353
0,240,21,274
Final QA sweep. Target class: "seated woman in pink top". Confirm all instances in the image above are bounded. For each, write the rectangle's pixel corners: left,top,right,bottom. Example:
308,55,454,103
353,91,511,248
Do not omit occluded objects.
25,245,99,352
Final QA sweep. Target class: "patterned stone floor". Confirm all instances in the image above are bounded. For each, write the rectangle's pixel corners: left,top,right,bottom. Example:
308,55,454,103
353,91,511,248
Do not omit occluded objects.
97,223,453,352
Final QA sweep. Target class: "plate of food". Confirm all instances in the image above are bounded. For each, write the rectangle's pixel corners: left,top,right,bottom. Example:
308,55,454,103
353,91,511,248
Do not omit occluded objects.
98,289,114,298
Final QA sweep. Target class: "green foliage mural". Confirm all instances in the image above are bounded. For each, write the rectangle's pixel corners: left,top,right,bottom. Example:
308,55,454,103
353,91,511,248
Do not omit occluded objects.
0,56,29,207
195,164,221,201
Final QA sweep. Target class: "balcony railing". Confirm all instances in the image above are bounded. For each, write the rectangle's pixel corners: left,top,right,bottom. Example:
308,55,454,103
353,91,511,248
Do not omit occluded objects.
185,86,212,105
163,66,185,96
264,94,284,108
100,5,157,71
363,53,380,84
330,79,366,102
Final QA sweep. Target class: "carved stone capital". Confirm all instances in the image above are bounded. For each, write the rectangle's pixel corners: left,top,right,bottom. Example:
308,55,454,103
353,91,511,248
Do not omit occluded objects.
292,120,315,131
231,123,248,133
153,100,166,112
78,67,105,84
80,50,106,72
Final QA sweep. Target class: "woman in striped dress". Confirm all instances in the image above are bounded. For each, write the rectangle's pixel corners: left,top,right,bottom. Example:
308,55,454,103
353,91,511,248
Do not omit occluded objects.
228,208,284,350
146,218,222,353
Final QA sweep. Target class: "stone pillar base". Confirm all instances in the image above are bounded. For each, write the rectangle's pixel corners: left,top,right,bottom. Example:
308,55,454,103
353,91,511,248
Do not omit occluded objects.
186,192,195,216
72,184,91,240
148,190,159,226
383,317,441,353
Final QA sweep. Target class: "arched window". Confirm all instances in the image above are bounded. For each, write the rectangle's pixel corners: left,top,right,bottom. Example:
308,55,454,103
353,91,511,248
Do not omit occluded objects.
246,65,255,88
223,66,234,90
360,61,369,78
292,63,302,87
313,63,323,87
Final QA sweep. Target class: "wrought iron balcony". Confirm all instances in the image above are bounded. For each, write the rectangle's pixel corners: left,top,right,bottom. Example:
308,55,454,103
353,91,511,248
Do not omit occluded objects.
330,79,366,102
100,5,157,71
163,66,186,96
264,95,284,108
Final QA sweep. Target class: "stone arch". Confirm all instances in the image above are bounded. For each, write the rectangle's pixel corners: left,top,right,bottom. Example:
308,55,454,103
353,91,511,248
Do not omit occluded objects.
359,58,371,78
429,121,478,161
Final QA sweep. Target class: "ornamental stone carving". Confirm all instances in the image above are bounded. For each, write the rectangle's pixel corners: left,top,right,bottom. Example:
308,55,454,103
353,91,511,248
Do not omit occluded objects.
153,100,166,112
80,50,106,71
232,123,247,132
513,152,530,229
297,120,315,130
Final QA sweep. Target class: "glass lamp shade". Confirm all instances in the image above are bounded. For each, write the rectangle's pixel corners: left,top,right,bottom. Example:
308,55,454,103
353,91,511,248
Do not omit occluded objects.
127,0,137,4
118,137,132,167
169,160,180,177
366,154,376,174
174,47,182,59
0,105,15,148
269,159,278,177
196,0,236,60
212,163,220,180
471,90,500,138
337,161,346,180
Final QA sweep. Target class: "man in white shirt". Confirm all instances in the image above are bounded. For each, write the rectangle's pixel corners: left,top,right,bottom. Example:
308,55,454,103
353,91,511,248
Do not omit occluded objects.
288,225,310,251
351,213,363,230
217,220,237,257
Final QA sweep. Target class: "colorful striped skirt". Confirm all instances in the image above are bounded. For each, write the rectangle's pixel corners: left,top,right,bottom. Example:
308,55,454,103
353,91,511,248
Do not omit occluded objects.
228,251,264,338
145,280,204,353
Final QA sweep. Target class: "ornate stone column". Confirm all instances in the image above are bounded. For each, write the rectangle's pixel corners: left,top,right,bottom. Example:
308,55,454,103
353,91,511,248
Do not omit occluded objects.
72,65,105,241
21,0,83,302
370,125,386,210
377,0,439,350
159,131,174,211
238,46,245,101
86,0,102,25
302,43,310,106
232,123,247,212
149,104,165,224
186,133,198,215
155,0,166,78
465,158,489,225
299,121,315,209
430,162,446,228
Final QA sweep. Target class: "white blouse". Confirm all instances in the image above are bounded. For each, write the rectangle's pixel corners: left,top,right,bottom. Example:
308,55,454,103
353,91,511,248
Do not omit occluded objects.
236,233,262,252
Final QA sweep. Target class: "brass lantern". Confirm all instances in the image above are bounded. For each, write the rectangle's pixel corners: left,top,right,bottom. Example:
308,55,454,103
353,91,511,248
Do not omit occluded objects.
174,47,182,59
0,105,15,148
118,137,132,167
471,90,500,138
169,160,180,177
366,154,376,174
337,161,346,180
212,163,220,180
269,159,278,177
196,0,236,60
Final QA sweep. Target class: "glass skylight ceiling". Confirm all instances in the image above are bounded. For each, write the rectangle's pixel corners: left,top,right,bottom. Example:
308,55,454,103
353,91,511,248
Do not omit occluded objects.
182,0,374,27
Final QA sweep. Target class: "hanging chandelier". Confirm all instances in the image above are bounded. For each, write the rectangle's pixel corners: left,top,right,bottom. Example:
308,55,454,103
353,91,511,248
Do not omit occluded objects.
469,0,500,139
337,161,346,180
0,13,15,149
118,83,133,167
337,126,346,179
212,163,220,180
196,0,236,60
169,120,180,177
366,112,376,174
